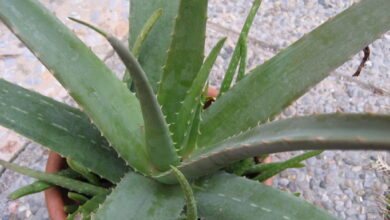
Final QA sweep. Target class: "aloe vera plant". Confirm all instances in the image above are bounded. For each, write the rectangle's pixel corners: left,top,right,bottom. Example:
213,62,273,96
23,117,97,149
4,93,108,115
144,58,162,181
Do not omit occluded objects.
0,0,390,219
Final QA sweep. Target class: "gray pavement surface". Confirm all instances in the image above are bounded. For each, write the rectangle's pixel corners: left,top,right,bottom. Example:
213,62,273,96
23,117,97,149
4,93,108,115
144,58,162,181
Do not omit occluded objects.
0,0,389,219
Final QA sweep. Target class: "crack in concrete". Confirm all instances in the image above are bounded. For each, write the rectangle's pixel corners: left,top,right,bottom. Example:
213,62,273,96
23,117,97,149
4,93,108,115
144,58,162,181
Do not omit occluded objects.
0,141,30,177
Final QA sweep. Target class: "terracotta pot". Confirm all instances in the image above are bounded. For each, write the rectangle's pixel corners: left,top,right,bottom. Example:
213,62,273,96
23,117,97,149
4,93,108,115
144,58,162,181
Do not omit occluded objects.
262,156,273,186
207,87,219,98
44,87,272,219
44,151,68,220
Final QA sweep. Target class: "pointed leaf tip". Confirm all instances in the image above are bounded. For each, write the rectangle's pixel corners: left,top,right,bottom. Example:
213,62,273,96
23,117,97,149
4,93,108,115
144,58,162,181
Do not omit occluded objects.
68,17,108,38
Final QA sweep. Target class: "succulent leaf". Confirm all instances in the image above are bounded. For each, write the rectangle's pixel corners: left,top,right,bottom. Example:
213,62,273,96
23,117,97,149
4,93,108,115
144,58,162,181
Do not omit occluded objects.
67,157,100,185
156,114,390,183
129,0,180,92
253,150,322,181
64,205,79,214
157,0,208,127
93,172,184,220
244,162,305,175
173,37,226,151
179,99,204,159
0,0,155,174
70,18,179,171
0,159,108,196
225,158,255,176
180,84,212,159
236,37,248,82
0,79,127,183
171,166,198,220
107,36,180,171
79,193,108,219
132,8,163,58
123,8,163,89
194,172,340,220
8,169,80,200
67,192,108,220
68,192,89,204
0,0,389,219
199,0,390,146
219,0,263,96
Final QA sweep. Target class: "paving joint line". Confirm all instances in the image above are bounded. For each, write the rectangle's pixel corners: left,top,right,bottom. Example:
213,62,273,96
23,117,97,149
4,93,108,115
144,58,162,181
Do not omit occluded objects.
333,73,390,97
207,21,279,51
0,141,31,177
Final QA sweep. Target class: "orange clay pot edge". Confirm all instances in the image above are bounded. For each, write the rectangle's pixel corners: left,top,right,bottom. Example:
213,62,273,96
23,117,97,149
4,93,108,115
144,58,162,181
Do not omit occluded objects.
45,151,67,220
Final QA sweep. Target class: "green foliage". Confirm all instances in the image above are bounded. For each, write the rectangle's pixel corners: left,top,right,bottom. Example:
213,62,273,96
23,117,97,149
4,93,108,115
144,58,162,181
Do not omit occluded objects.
106,34,180,171
94,172,184,220
199,0,390,146
64,205,79,214
8,169,80,200
171,166,198,220
0,0,154,175
68,192,89,204
225,158,255,176
173,37,226,153
194,172,340,220
132,8,163,58
0,0,389,219
129,0,180,91
67,158,100,185
69,18,179,171
244,162,305,175
67,192,108,220
156,114,390,184
179,85,209,159
236,37,248,83
123,8,163,89
0,79,127,183
253,151,323,182
0,159,108,196
157,0,208,127
219,0,263,96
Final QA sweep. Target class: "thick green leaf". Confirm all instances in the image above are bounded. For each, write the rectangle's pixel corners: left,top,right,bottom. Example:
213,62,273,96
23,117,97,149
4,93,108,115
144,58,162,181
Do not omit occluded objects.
132,8,163,58
179,93,206,159
129,0,180,91
68,192,89,204
65,205,79,215
68,18,179,171
156,114,390,183
124,8,163,89
254,150,322,181
93,172,184,220
236,37,248,82
0,159,108,196
0,0,155,174
110,35,180,171
244,161,304,175
157,0,208,127
173,37,226,151
8,169,80,200
67,157,100,185
0,79,127,182
194,172,340,220
67,192,108,220
79,193,107,219
225,158,255,176
171,166,198,220
219,0,263,96
199,0,390,146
